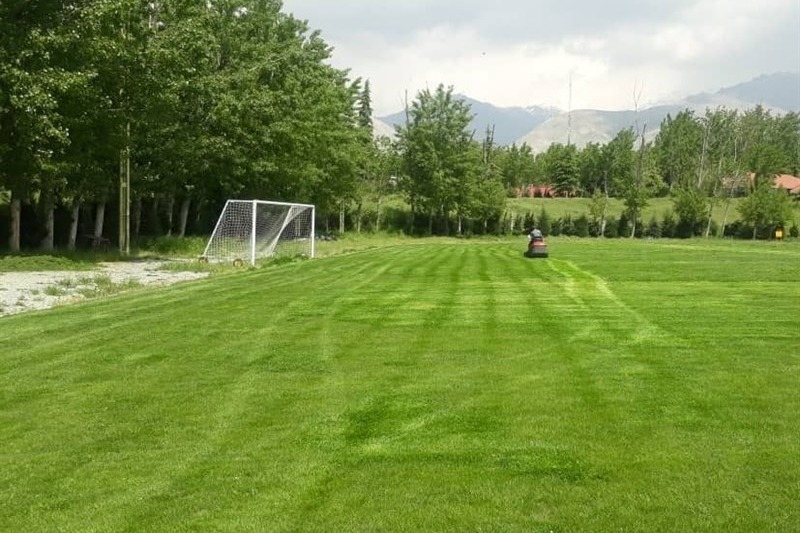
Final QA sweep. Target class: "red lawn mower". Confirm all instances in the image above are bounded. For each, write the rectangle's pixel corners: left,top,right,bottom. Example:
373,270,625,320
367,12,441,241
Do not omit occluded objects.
524,235,549,258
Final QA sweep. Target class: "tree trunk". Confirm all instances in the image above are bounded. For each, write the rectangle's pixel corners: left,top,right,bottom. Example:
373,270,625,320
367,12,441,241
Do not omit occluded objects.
458,215,463,235
752,225,757,240
705,197,717,238
151,196,160,235
133,197,142,238
428,208,434,236
165,194,175,236
375,196,383,232
68,202,80,251
338,203,345,233
9,195,21,252
178,198,191,237
630,218,637,239
94,202,106,239
40,193,55,252
355,201,362,234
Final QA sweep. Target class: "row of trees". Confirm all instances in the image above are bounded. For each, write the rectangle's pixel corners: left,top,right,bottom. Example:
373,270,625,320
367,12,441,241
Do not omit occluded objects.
1,0,385,252
490,106,799,238
1,0,797,250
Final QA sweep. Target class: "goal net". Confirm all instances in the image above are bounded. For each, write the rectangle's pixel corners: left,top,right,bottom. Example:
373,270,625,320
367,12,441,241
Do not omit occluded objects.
202,200,315,265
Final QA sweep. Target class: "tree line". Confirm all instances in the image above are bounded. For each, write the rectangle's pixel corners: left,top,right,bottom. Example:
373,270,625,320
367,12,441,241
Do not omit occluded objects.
2,0,798,251
1,0,378,251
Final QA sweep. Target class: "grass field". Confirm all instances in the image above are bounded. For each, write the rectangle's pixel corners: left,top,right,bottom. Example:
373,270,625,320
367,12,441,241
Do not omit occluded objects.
506,196,800,228
1,238,799,532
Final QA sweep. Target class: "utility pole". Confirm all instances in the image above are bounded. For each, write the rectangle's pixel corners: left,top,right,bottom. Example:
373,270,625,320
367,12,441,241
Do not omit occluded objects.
567,72,573,146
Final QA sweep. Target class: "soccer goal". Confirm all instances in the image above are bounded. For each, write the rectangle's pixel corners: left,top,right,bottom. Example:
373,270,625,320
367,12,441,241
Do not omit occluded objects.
202,200,315,265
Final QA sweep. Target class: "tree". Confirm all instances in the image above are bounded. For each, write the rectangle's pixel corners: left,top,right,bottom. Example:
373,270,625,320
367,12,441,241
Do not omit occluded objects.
550,144,580,197
654,110,704,191
578,142,604,195
672,186,708,237
0,0,80,251
498,143,536,194
738,182,793,239
396,85,474,235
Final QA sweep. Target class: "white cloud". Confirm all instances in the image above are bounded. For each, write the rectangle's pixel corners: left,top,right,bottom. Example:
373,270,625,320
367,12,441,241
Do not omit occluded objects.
283,0,800,115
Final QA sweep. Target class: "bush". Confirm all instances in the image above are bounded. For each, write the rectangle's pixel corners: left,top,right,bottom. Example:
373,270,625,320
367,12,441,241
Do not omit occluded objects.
550,217,563,236
617,213,630,238
790,224,799,239
523,212,535,232
675,219,695,239
708,220,719,238
661,211,676,238
574,215,590,237
538,208,551,235
605,217,619,238
560,214,574,236
646,216,661,238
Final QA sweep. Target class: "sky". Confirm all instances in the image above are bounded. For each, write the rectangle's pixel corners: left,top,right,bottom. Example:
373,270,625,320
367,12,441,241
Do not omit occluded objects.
280,0,800,116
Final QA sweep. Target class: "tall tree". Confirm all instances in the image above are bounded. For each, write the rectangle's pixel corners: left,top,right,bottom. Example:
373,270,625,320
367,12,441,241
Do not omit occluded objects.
0,0,79,251
654,110,704,191
396,84,474,235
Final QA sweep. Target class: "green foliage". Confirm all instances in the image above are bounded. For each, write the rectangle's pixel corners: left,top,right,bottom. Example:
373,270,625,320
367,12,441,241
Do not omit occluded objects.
573,214,590,237
738,185,794,239
646,215,662,238
540,143,580,196
672,187,709,238
654,110,704,190
497,143,536,192
661,211,677,238
537,207,551,235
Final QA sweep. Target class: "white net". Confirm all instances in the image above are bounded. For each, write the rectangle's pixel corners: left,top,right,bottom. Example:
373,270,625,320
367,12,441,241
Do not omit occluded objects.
203,200,315,264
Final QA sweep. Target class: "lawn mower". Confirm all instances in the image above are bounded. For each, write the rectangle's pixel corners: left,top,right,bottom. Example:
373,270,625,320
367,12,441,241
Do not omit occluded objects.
524,236,549,258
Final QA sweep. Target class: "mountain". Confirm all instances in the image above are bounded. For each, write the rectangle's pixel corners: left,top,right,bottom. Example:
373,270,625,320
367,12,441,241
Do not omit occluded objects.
683,72,800,113
516,73,799,150
374,73,799,149
371,117,395,139
516,105,680,152
377,95,559,145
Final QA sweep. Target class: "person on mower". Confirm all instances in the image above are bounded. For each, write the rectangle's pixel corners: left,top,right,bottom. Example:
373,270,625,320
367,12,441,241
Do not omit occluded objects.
529,226,543,242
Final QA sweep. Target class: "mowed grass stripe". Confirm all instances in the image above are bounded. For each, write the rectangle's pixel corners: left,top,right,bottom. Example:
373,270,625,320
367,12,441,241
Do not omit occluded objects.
1,239,799,532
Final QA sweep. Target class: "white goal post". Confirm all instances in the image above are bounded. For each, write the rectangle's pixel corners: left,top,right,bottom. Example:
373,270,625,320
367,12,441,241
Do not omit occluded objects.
202,200,315,265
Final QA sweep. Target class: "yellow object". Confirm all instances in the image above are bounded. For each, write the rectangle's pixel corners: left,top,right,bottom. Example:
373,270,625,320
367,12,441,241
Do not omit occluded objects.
775,229,784,239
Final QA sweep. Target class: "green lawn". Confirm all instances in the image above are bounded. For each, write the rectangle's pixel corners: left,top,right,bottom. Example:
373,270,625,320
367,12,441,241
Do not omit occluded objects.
507,196,800,227
1,238,799,532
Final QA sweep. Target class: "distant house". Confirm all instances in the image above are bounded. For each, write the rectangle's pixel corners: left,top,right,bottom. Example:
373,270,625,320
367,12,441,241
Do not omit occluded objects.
514,184,558,198
723,173,800,196
774,174,800,195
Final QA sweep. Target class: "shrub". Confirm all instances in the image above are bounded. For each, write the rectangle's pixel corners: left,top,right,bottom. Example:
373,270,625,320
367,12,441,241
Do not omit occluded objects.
550,218,563,236
605,217,619,238
574,215,590,237
617,213,630,238
661,211,676,238
646,216,662,238
538,208,551,235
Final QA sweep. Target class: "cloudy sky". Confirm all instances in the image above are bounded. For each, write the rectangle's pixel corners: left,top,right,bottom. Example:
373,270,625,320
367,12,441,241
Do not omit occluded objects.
280,0,800,116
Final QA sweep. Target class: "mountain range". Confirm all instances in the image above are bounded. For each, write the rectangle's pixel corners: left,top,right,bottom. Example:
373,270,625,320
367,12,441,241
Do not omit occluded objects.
375,72,800,150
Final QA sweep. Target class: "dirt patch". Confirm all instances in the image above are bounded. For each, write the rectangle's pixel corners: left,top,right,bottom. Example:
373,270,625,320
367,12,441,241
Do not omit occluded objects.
0,260,209,318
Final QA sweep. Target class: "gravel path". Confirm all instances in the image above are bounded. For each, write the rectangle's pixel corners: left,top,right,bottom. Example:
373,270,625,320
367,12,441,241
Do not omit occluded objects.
0,261,209,318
